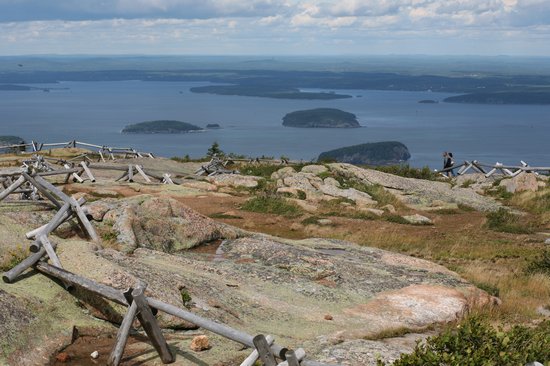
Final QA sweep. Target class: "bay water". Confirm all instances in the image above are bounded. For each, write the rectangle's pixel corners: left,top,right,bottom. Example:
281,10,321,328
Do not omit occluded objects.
1,80,549,170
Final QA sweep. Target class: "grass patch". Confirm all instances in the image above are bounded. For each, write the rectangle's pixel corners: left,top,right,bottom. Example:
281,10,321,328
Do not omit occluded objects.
384,214,410,225
241,195,303,218
460,179,476,188
472,280,500,297
371,164,439,181
0,245,28,271
485,208,533,234
240,164,286,178
209,212,243,219
365,326,423,341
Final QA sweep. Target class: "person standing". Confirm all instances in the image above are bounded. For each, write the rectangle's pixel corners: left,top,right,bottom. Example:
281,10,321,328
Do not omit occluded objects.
443,152,455,177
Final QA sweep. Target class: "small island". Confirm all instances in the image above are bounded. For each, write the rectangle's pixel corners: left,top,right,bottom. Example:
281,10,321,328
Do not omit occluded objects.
122,120,203,134
418,99,438,104
444,91,550,105
190,85,352,100
206,123,221,129
282,108,361,128
318,141,411,166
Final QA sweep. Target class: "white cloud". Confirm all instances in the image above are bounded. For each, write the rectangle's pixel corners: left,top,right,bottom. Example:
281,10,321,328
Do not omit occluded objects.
0,0,549,55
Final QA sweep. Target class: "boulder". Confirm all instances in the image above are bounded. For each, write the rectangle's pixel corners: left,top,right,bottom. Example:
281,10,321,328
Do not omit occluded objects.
92,196,243,253
190,335,211,352
301,165,328,175
206,174,260,189
271,167,296,180
329,163,501,212
402,214,433,225
545,237,550,245
499,173,539,193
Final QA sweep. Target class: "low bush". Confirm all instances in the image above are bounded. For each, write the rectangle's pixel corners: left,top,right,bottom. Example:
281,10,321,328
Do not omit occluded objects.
378,316,550,365
485,208,532,234
241,195,303,218
526,249,550,276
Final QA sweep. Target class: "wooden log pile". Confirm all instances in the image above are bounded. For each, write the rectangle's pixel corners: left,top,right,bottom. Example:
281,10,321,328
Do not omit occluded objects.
195,155,240,176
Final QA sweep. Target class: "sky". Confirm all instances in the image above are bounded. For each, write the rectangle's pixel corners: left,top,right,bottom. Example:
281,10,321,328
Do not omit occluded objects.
0,0,549,56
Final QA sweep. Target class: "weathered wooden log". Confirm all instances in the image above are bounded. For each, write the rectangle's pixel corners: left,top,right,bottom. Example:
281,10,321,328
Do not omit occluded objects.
279,349,306,366
240,335,274,366
29,202,71,251
63,163,83,183
21,172,62,208
108,287,141,366
80,161,96,182
33,176,100,242
26,265,339,366
135,165,151,183
35,262,127,305
0,175,25,201
2,241,55,283
127,165,134,182
37,235,62,268
115,171,129,182
253,335,277,366
131,286,175,364
26,198,86,240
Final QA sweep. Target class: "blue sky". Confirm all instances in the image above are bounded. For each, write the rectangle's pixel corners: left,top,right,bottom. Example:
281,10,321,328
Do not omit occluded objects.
0,0,549,56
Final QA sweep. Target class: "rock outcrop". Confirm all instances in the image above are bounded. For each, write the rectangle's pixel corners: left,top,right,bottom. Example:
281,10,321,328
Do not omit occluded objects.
87,195,244,253
329,163,501,211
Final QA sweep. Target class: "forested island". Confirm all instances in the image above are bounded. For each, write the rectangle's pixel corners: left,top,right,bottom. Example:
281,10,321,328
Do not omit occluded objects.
122,120,202,134
282,108,360,128
0,136,25,152
318,141,411,165
444,91,550,105
190,85,351,100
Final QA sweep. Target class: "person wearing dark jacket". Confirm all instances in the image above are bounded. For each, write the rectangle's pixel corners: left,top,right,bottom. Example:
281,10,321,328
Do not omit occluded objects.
443,152,455,177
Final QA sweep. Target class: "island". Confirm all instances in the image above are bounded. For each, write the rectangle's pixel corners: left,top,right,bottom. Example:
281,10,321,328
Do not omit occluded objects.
318,141,411,166
121,120,203,134
0,84,33,91
282,108,361,128
418,99,438,104
444,91,550,105
190,85,352,100
0,136,25,153
206,123,221,129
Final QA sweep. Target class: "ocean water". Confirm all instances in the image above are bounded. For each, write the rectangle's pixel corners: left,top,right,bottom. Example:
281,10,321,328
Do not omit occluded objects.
1,80,549,170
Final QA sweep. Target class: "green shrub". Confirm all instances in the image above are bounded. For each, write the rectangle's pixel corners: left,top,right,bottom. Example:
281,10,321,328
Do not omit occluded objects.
241,195,303,218
472,281,500,297
180,289,192,308
378,316,550,366
526,249,550,276
485,208,532,234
